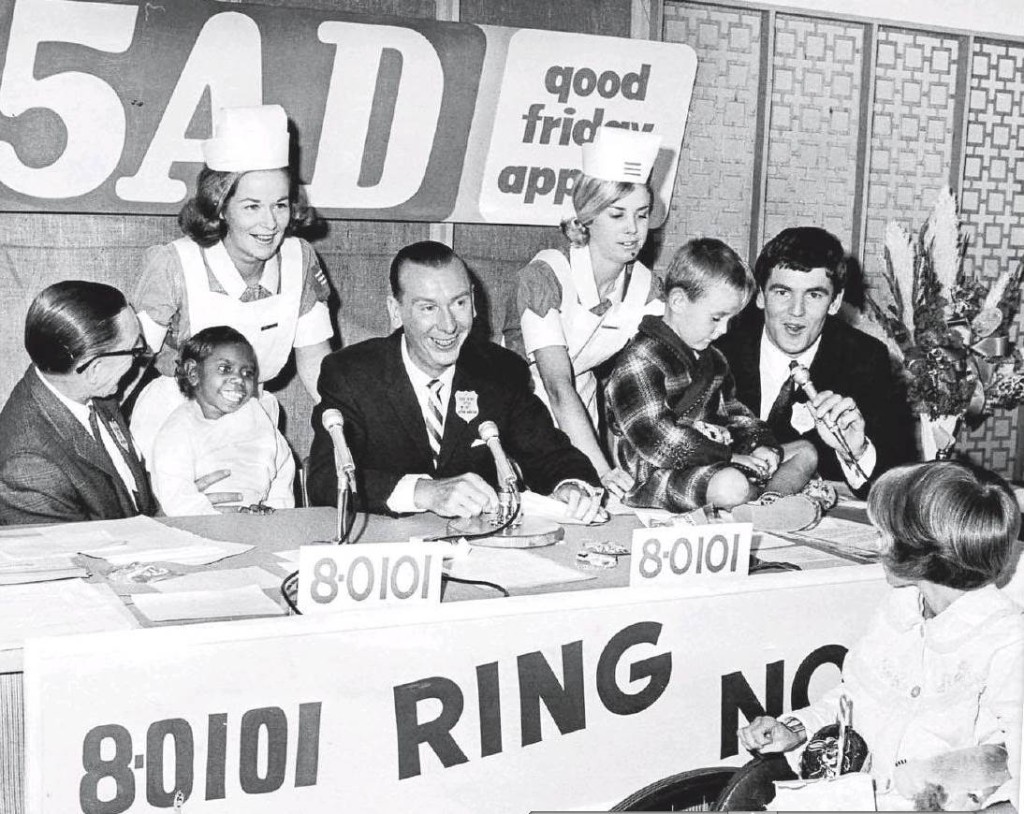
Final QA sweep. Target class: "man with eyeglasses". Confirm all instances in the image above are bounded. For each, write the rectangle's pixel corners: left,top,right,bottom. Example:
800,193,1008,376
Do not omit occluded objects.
0,281,161,524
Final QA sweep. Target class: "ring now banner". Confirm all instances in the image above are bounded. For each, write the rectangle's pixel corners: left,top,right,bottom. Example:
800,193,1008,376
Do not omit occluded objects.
0,0,696,225
24,569,889,813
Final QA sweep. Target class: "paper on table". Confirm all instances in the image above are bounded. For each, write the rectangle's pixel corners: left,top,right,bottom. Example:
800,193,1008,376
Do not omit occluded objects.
786,516,882,556
73,516,252,565
132,585,284,622
752,531,796,551
0,580,138,653
519,490,609,525
153,566,283,593
447,546,594,590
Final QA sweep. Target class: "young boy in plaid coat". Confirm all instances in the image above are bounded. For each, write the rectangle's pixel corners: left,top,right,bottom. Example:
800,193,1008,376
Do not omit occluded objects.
606,238,818,514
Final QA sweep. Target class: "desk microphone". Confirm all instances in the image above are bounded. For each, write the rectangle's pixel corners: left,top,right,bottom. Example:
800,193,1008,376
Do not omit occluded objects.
790,366,868,481
478,421,519,524
478,421,517,489
322,408,356,494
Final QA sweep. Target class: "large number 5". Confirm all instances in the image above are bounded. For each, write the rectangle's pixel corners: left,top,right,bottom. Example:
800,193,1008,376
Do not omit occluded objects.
0,0,137,198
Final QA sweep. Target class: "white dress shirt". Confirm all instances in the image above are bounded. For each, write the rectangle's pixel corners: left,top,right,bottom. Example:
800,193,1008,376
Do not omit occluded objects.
386,338,457,513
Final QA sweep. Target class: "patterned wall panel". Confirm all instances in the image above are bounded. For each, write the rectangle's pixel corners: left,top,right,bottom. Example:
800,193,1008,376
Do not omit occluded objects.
763,16,863,246
660,3,762,268
958,39,1024,475
861,30,960,294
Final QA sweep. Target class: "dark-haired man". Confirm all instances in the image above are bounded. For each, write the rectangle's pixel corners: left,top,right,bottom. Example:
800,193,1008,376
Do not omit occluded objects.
308,241,602,519
0,281,159,524
716,227,914,495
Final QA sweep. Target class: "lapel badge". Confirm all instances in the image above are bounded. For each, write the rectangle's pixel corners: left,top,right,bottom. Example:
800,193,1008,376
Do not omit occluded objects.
454,390,479,423
790,402,816,434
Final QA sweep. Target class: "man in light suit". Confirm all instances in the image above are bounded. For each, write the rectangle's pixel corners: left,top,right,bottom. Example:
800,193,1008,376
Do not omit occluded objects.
0,281,159,525
308,241,602,519
716,227,915,495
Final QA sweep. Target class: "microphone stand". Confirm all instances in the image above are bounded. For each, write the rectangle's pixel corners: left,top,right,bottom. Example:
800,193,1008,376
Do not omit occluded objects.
335,463,356,544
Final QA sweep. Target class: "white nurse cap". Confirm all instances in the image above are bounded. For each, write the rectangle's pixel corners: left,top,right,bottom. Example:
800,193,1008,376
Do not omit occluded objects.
202,105,290,172
581,127,661,183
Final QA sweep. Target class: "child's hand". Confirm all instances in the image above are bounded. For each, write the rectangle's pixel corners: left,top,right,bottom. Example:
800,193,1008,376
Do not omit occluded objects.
750,446,781,477
738,716,805,754
731,453,771,482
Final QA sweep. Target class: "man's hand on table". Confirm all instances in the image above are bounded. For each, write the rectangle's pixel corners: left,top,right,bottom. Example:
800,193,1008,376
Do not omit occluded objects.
194,469,243,511
414,474,498,518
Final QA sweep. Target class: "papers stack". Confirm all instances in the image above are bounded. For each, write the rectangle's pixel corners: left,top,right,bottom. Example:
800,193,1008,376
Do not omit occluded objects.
0,516,252,567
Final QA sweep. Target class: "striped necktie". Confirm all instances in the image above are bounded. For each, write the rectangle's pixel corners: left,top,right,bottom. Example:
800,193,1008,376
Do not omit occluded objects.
425,378,444,467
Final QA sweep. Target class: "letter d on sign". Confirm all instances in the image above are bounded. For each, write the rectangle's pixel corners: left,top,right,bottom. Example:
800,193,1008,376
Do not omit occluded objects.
307,23,442,209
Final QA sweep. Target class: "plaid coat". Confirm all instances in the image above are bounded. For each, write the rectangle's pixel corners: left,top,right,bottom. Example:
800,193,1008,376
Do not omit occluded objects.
606,315,779,512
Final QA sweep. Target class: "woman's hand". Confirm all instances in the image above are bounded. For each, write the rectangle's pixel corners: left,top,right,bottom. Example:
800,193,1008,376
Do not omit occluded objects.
738,716,805,754
600,467,634,499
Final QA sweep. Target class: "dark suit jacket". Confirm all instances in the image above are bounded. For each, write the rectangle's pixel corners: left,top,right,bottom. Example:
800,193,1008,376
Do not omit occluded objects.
308,332,599,513
0,367,158,525
716,312,915,494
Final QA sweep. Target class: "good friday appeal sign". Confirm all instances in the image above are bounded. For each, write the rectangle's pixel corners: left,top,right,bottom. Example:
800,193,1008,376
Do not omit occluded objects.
24,567,888,813
0,0,696,226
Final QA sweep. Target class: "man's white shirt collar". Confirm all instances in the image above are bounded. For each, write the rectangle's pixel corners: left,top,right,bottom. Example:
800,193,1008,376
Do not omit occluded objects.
757,329,822,420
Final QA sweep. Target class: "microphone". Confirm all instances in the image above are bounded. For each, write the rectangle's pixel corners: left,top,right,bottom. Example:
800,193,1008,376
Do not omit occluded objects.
478,421,517,489
322,409,356,494
790,366,868,480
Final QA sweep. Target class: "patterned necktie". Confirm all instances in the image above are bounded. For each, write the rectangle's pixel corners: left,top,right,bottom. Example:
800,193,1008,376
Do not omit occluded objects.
425,379,444,467
767,360,799,426
89,402,141,505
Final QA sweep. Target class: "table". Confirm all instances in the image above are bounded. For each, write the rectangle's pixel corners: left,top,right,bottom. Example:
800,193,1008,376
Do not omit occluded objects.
3,505,882,814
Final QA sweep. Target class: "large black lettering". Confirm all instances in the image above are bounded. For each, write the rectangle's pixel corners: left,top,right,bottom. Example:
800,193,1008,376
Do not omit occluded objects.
518,642,585,746
476,661,503,758
393,677,468,780
720,660,784,758
596,621,671,715
791,644,847,709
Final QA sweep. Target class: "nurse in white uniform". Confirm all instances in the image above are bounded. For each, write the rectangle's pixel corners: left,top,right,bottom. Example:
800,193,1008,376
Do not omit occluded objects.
512,128,664,497
130,105,333,468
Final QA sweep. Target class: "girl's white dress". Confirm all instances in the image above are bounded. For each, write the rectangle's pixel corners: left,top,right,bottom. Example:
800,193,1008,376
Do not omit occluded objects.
151,399,296,516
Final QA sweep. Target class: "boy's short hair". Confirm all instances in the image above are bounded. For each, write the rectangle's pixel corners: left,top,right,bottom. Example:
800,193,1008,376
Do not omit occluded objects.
867,461,1020,590
753,227,847,294
664,238,755,305
175,326,256,398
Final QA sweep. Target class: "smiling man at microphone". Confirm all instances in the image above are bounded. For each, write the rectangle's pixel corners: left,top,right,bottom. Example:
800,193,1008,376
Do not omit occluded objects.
307,241,603,521
717,227,915,495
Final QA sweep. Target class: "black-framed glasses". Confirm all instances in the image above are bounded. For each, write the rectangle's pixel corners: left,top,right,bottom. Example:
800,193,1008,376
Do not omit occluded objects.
75,341,153,374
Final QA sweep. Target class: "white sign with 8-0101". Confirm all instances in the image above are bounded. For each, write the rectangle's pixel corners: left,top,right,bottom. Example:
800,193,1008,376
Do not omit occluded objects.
629,523,753,586
297,543,443,613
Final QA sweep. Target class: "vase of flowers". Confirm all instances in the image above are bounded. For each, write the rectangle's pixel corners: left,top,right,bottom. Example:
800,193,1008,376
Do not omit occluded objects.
866,187,1024,461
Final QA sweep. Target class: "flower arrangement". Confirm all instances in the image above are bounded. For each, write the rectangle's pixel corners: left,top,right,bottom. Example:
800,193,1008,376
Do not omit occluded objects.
866,188,1024,453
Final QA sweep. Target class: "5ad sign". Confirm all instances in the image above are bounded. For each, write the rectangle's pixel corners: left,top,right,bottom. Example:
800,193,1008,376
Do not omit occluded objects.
0,0,696,225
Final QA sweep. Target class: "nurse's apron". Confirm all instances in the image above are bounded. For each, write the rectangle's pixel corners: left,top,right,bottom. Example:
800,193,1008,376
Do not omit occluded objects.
131,237,303,469
528,245,657,427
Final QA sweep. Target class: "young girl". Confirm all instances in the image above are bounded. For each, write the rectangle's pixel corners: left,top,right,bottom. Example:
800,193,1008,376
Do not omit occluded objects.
739,461,1023,810
150,326,296,516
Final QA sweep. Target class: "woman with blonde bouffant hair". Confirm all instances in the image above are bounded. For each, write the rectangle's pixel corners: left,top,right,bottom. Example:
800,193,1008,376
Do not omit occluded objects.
509,128,665,498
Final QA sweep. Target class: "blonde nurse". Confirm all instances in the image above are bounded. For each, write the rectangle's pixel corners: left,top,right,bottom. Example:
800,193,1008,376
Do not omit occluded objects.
512,128,664,497
130,105,333,467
